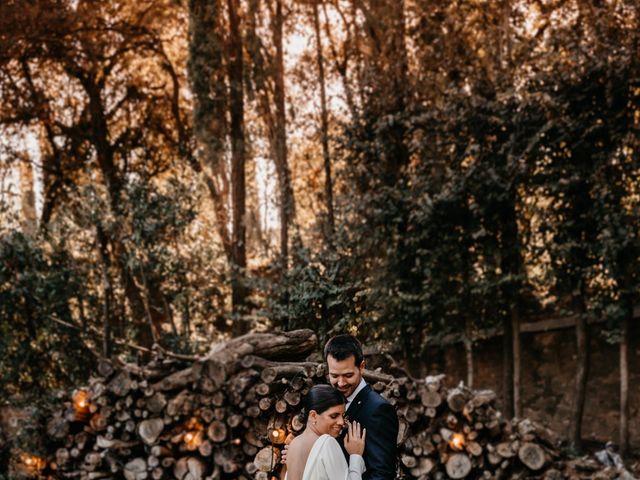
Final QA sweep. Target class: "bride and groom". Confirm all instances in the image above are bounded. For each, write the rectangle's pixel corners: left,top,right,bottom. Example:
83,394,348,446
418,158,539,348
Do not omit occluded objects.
283,335,399,480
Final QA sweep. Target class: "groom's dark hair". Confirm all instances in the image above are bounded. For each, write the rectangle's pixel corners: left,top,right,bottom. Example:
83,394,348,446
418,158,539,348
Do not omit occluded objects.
324,334,364,366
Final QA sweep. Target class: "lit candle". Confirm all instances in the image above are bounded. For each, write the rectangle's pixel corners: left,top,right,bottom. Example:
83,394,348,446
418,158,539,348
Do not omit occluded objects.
72,389,91,421
449,433,465,450
270,428,287,444
20,453,45,472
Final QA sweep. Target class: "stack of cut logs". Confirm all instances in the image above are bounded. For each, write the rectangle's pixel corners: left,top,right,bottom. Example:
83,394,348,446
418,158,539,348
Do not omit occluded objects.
389,374,563,479
22,330,618,479
41,330,319,480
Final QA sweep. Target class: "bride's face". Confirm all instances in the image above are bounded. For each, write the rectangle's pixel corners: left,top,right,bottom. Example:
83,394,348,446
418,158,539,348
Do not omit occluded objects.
312,404,346,437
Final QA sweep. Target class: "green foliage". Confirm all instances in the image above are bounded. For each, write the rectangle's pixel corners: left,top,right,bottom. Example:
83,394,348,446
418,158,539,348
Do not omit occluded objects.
260,242,363,344
0,231,94,402
264,2,640,357
0,0,638,395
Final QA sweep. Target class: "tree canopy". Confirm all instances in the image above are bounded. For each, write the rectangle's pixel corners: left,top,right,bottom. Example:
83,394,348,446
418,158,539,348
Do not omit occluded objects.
1,0,639,454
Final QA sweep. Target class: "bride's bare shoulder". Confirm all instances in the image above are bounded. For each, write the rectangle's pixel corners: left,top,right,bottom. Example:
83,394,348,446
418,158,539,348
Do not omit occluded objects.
289,433,315,453
285,434,317,480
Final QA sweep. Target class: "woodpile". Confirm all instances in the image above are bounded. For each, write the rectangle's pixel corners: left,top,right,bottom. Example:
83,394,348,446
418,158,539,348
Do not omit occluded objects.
38,330,318,480
15,329,635,480
389,375,564,479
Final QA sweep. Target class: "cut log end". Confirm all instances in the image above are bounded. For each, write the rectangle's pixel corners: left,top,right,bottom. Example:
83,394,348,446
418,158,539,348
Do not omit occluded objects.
518,442,546,471
446,453,472,479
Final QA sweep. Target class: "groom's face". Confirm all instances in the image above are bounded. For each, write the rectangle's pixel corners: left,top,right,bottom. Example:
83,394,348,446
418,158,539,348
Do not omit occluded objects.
327,354,364,398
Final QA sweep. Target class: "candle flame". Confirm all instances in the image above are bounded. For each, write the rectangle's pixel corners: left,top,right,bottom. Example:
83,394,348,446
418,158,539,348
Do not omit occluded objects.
20,453,45,471
270,427,287,444
449,433,465,450
73,390,91,413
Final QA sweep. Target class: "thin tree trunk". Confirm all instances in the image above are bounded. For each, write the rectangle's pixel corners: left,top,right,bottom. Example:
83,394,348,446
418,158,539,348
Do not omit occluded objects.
19,151,37,236
570,311,589,452
227,0,248,333
96,225,113,357
512,307,522,418
500,190,523,419
313,1,335,237
502,315,514,419
461,226,474,389
321,3,358,122
619,311,630,457
273,0,293,265
244,0,295,266
182,292,191,339
464,337,473,389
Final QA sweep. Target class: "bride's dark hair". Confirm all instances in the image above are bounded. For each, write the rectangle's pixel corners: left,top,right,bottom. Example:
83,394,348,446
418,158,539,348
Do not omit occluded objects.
300,385,346,423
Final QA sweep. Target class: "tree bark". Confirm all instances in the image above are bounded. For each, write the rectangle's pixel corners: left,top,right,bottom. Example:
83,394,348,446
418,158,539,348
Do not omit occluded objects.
313,2,335,237
187,0,232,260
502,315,514,419
619,311,629,457
96,225,114,357
512,306,522,418
227,0,249,331
570,310,589,452
464,337,473,389
321,2,359,122
499,195,524,420
19,151,37,235
273,0,294,265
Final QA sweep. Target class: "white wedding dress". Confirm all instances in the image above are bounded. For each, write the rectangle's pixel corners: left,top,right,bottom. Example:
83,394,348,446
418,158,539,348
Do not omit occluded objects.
286,434,366,480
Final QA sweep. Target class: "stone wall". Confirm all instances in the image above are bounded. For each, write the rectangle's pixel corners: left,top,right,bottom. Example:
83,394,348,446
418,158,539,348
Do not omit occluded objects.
406,322,640,450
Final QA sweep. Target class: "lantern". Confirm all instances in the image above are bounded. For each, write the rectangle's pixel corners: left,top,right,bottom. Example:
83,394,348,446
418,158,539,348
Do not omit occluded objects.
72,389,91,422
449,432,465,451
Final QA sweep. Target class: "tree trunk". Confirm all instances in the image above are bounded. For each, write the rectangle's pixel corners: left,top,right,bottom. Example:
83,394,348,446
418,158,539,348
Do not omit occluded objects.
619,311,630,458
187,0,232,260
313,2,334,237
273,0,294,266
464,337,473,389
499,194,524,420
19,151,37,235
96,225,114,357
512,306,521,418
321,3,359,122
502,315,514,419
227,0,248,332
570,311,589,452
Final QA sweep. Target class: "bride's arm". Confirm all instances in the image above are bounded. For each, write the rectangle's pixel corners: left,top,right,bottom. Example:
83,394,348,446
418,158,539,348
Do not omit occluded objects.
323,436,366,480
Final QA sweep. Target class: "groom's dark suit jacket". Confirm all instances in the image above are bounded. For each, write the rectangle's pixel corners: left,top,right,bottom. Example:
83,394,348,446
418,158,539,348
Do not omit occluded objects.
339,384,398,480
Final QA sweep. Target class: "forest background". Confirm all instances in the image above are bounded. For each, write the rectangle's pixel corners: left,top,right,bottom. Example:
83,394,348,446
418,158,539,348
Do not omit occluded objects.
0,0,639,462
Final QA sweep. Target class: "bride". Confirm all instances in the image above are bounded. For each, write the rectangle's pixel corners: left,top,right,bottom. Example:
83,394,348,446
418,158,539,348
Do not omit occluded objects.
284,384,366,480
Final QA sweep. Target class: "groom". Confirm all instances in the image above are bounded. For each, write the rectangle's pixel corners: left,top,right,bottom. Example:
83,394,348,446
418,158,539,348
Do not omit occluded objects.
324,334,398,480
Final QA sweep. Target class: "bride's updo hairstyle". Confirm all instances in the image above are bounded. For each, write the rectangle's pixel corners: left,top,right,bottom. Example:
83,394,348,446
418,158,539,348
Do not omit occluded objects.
300,385,346,423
